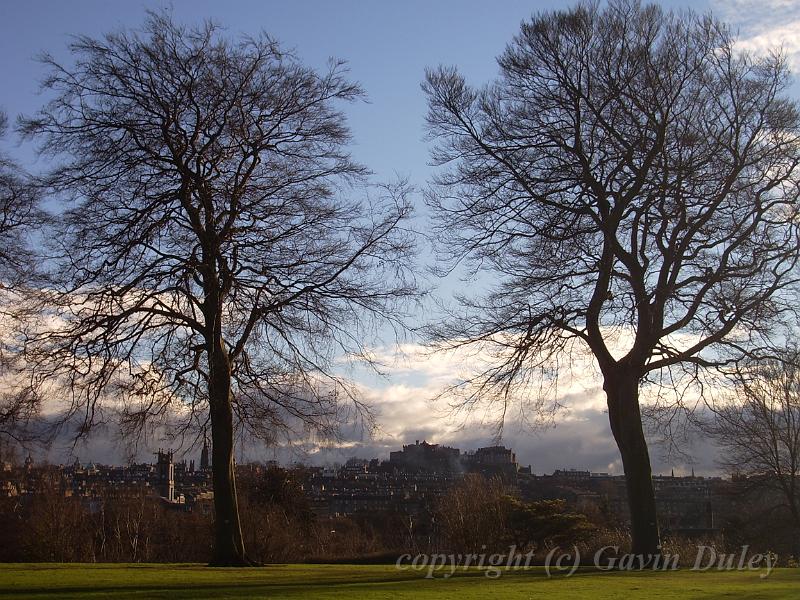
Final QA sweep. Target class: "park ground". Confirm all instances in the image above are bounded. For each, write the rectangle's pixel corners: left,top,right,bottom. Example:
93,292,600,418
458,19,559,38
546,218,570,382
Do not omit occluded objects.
0,563,798,599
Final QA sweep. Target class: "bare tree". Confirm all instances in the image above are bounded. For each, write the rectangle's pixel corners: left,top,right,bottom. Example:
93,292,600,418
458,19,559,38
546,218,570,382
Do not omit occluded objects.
0,110,46,442
0,110,44,286
17,13,417,565
435,474,510,553
710,348,800,554
423,0,800,558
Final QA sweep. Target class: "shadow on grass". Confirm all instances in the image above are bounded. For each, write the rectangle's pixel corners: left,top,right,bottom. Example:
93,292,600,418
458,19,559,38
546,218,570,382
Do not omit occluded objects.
0,565,728,600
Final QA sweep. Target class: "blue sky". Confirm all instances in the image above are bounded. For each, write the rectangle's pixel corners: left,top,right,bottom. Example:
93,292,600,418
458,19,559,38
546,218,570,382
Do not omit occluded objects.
1,0,721,178
2,0,799,472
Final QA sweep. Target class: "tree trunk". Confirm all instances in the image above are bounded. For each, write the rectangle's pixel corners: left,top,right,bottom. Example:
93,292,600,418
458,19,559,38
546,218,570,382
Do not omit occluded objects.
604,370,661,563
208,342,250,566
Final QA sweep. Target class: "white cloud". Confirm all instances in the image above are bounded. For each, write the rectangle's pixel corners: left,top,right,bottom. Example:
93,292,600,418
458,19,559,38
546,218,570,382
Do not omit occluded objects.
311,338,718,475
712,0,800,68
15,330,719,476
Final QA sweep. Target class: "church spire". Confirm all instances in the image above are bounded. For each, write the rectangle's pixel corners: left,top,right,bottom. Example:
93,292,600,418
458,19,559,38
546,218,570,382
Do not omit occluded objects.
200,432,210,471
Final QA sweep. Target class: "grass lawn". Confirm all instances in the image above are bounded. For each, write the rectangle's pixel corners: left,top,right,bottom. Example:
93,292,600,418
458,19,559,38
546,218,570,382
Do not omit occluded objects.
0,563,797,599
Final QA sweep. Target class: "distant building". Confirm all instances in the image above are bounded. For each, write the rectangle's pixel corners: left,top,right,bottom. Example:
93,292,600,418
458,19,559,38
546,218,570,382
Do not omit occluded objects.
464,446,519,476
517,468,719,535
155,449,175,502
343,458,369,475
200,437,210,471
388,440,461,473
552,468,592,479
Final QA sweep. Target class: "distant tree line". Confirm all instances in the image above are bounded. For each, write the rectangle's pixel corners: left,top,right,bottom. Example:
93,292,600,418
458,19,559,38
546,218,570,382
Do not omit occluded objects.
1,467,798,565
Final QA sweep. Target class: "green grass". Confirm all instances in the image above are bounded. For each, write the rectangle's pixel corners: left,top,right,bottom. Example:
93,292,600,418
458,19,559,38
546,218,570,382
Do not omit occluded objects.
0,563,797,599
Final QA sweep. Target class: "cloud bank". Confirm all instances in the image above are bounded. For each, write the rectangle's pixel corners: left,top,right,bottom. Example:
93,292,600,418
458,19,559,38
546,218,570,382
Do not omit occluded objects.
712,0,800,69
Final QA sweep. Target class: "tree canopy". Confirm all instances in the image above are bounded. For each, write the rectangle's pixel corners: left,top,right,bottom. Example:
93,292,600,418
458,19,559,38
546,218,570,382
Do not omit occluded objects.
423,0,800,556
15,12,418,564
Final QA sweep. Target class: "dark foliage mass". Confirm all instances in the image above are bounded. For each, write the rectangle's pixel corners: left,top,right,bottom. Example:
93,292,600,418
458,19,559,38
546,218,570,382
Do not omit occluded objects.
3,466,797,565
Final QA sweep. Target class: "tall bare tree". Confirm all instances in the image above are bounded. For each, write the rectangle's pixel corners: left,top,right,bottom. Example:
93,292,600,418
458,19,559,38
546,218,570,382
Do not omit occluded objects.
0,109,45,442
710,348,800,554
423,0,800,558
17,13,417,565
